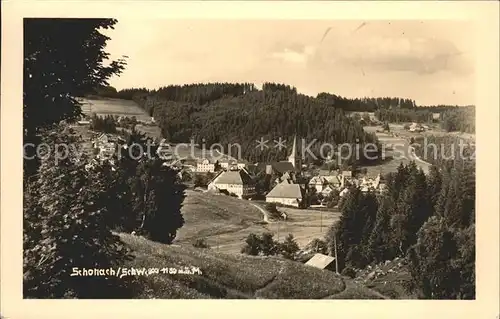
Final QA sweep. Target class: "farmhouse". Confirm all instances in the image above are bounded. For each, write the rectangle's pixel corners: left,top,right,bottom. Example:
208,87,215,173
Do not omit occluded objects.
196,158,218,173
266,181,305,207
207,168,255,199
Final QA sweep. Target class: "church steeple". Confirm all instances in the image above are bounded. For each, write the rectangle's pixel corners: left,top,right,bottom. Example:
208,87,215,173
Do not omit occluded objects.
288,135,301,169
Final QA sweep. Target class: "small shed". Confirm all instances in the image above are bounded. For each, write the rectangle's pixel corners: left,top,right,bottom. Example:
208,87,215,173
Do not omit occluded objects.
305,253,336,272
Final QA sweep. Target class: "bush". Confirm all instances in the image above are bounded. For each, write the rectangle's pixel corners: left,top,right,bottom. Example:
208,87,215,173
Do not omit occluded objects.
260,232,278,256
309,238,328,255
279,234,300,260
241,233,262,256
193,238,210,249
241,232,281,257
341,266,357,278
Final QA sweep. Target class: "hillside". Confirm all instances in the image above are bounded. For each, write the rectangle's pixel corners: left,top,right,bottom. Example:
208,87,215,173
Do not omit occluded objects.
120,233,387,299
79,97,162,138
174,190,340,254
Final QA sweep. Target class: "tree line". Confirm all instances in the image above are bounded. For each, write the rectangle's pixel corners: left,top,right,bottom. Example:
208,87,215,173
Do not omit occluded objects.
440,107,475,133
374,108,436,124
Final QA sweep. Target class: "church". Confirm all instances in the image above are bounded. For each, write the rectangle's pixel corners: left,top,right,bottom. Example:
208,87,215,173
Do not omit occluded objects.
254,135,303,176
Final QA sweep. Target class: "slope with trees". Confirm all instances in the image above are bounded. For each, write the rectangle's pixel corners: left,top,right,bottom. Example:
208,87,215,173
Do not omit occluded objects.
327,158,475,299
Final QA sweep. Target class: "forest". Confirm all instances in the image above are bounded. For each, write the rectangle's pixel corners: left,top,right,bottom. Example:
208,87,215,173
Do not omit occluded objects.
115,83,387,165
329,134,475,298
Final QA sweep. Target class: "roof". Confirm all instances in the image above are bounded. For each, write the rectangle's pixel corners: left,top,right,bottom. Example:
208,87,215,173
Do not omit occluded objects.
323,175,341,184
339,188,349,196
341,170,352,177
257,161,296,174
266,182,304,199
211,169,253,185
305,253,336,270
309,176,326,185
321,185,334,192
318,169,339,176
197,158,217,164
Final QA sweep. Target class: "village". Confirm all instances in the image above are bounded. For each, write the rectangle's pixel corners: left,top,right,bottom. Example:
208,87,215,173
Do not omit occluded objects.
89,127,387,211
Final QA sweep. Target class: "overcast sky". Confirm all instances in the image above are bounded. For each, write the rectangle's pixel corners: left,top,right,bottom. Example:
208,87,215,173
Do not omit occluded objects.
105,19,475,106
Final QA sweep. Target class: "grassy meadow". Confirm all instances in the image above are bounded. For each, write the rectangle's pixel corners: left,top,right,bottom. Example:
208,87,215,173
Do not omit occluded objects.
120,233,386,299
174,190,340,254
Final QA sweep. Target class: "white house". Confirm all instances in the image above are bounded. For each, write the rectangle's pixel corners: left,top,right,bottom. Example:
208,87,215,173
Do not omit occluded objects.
196,158,218,173
207,169,255,199
339,188,350,198
308,176,328,193
320,185,335,197
219,159,246,171
93,134,116,160
409,122,424,132
266,181,305,207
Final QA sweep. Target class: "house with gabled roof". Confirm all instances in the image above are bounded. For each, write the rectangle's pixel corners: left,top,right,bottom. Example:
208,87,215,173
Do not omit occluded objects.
308,176,329,193
207,168,255,199
196,158,218,173
266,181,305,208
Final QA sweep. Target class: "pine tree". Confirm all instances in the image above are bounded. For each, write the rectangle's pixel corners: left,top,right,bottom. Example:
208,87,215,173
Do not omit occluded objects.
367,195,395,263
279,234,300,260
427,165,442,210
407,216,460,299
133,158,185,243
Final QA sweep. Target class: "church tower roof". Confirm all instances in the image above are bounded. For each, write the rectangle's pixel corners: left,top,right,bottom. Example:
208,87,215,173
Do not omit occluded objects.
288,134,301,169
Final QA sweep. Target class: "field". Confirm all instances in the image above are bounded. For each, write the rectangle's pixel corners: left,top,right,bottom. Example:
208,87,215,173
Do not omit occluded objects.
361,124,432,175
79,97,162,138
120,232,387,299
174,190,340,254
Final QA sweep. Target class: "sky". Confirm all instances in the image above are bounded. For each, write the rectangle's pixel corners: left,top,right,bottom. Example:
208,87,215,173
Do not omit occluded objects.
104,19,476,106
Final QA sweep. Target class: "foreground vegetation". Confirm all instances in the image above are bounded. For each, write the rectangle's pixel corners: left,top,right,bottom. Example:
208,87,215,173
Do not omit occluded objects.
120,233,386,299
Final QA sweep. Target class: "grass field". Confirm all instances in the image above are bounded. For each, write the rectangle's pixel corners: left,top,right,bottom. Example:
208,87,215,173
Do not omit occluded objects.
79,98,162,138
174,190,340,254
361,125,432,175
120,233,386,299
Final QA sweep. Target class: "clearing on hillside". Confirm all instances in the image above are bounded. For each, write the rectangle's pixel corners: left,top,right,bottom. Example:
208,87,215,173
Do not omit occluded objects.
360,125,432,175
80,97,162,138
174,190,340,254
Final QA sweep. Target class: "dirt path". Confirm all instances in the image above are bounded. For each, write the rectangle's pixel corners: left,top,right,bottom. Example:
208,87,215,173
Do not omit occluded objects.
250,203,270,223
